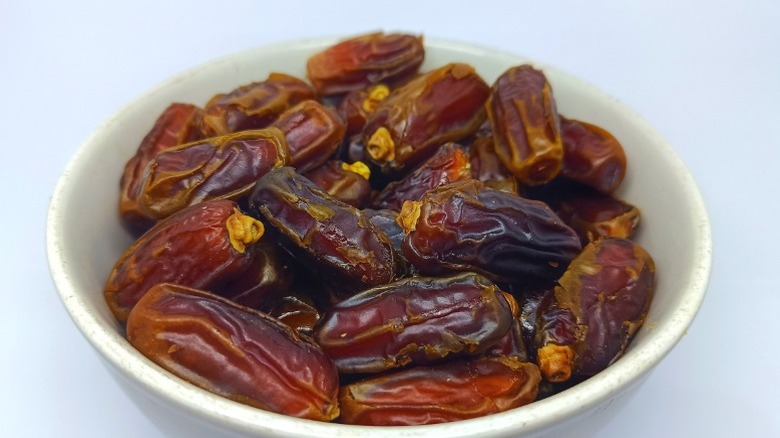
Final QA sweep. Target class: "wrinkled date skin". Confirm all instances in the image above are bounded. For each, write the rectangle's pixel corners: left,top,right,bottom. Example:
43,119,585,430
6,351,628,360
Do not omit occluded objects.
272,100,347,173
137,128,290,221
363,63,490,175
338,356,541,425
201,73,316,136
487,65,564,185
486,316,529,362
303,160,372,208
212,241,296,310
119,103,205,233
126,283,340,421
547,238,656,379
307,32,424,96
371,142,472,211
248,167,399,292
560,117,627,194
399,179,582,283
314,273,517,374
104,199,265,322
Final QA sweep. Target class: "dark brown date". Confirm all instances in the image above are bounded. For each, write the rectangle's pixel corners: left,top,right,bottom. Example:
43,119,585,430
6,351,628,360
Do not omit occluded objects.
303,160,372,208
537,238,655,380
314,273,517,374
137,128,290,221
104,199,265,322
338,356,540,425
119,103,204,233
265,293,321,337
307,32,424,96
399,179,582,283
487,65,564,185
272,100,346,173
485,316,529,362
212,241,295,310
371,142,472,211
560,117,626,193
248,166,399,292
363,63,490,175
363,208,405,254
201,73,315,136
126,283,339,421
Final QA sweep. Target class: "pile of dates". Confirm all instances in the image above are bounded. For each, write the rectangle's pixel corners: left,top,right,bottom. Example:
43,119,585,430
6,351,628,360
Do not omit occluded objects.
105,31,655,425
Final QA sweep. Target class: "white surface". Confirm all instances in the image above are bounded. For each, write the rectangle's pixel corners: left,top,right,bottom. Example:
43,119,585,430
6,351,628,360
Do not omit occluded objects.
1,1,778,436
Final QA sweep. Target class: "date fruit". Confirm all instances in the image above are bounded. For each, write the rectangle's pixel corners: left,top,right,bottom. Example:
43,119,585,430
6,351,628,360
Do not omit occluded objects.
314,273,517,374
371,142,471,211
338,356,540,425
560,117,627,193
137,128,290,221
537,238,655,380
248,166,399,292
119,103,204,233
399,179,582,283
363,63,490,174
272,100,346,173
303,160,372,208
201,73,315,136
307,32,424,96
126,283,339,421
104,199,265,322
487,65,564,185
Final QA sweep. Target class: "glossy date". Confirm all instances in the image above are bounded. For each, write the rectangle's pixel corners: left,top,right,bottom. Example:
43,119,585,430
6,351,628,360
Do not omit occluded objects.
126,283,339,421
399,179,582,283
314,273,517,374
104,199,265,322
338,356,541,425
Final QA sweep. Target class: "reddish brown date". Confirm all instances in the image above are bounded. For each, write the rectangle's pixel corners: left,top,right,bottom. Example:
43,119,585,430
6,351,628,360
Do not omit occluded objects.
487,65,564,185
137,128,290,221
201,73,315,136
272,100,346,173
303,160,372,208
126,283,339,421
119,103,204,233
363,208,406,254
363,63,490,175
314,273,517,374
248,166,399,292
104,199,265,322
469,123,519,194
338,356,540,425
338,83,391,137
307,32,424,96
560,117,627,193
538,238,656,380
399,179,582,283
370,142,472,211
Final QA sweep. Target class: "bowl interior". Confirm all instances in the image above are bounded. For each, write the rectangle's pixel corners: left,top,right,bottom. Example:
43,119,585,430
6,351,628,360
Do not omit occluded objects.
47,37,711,437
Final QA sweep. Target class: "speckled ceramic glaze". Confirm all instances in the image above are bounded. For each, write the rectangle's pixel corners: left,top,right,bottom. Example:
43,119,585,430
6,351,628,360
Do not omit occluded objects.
47,37,712,437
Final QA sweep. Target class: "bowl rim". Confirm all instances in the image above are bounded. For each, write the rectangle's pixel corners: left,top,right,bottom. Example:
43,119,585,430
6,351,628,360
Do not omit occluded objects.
46,35,712,437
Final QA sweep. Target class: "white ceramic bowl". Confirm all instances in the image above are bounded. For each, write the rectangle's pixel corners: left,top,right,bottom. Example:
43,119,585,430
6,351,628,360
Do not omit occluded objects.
47,36,712,437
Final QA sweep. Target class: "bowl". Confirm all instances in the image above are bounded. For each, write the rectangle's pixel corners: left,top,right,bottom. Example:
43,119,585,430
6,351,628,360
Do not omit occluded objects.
46,36,712,437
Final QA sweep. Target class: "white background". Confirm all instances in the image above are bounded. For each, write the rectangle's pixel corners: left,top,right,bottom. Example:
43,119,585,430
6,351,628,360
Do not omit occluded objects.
2,1,779,436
